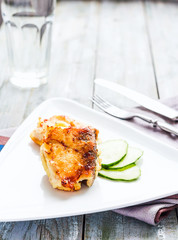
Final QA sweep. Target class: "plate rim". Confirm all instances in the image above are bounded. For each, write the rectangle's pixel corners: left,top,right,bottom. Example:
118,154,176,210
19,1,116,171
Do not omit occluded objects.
0,97,178,222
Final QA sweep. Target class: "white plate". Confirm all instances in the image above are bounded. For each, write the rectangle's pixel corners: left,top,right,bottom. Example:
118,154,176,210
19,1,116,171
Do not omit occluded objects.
0,98,178,222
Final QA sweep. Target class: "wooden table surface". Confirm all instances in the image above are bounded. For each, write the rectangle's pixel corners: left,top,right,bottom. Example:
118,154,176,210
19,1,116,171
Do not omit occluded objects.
0,0,178,239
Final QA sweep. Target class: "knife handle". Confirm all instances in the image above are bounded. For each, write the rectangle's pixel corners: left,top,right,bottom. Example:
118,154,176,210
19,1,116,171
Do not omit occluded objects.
156,121,178,136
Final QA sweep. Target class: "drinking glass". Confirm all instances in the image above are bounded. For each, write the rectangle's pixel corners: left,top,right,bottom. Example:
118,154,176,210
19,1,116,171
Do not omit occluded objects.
1,0,55,88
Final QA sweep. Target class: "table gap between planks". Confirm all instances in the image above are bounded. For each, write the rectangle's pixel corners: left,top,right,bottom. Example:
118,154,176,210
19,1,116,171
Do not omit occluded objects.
0,0,177,239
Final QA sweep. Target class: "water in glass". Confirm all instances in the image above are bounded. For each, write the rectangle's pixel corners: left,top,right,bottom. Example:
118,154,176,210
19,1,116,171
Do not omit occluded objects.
1,0,55,88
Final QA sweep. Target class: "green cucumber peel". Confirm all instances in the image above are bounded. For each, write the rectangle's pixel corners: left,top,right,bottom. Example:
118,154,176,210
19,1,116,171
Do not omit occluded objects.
99,165,141,181
99,139,128,168
109,146,143,170
101,163,135,171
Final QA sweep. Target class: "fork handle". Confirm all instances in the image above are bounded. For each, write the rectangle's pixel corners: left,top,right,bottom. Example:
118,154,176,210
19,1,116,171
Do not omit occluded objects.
135,114,154,124
136,114,178,136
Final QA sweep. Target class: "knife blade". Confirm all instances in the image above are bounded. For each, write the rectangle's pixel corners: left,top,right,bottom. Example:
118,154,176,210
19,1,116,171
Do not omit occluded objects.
95,78,178,122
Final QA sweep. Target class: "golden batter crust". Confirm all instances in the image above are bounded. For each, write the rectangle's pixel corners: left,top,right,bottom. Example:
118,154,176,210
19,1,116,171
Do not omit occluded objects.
30,116,101,191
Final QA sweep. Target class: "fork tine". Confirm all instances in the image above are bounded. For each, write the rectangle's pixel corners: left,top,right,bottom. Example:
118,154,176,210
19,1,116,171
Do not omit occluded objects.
92,96,108,109
91,96,106,112
92,96,103,107
94,95,111,108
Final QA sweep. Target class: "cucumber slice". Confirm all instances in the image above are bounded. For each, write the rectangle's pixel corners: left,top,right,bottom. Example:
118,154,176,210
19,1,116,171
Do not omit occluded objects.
99,140,128,168
109,146,143,169
99,165,141,181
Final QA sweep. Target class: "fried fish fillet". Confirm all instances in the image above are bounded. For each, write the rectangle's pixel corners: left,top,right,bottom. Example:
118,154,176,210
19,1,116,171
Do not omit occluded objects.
30,116,101,191
30,116,72,146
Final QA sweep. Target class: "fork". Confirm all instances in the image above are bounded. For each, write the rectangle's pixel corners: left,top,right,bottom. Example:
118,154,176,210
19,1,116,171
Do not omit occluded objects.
91,95,178,136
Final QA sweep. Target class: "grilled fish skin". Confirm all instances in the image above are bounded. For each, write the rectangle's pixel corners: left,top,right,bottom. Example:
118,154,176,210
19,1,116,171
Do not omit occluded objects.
30,116,101,191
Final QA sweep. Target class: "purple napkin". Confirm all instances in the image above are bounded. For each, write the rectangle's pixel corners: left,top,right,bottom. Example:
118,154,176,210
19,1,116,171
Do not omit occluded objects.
0,97,178,225
115,196,178,225
114,96,178,225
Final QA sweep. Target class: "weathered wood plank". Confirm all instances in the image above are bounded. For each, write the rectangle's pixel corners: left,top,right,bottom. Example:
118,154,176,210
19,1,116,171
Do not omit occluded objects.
0,24,9,88
0,81,31,128
0,216,83,240
144,0,178,224
94,0,158,109
122,210,178,239
84,210,178,240
144,0,178,99
84,211,124,240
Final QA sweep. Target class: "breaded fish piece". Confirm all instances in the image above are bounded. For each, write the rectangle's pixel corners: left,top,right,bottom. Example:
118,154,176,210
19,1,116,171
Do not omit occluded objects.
30,116,73,146
30,116,101,191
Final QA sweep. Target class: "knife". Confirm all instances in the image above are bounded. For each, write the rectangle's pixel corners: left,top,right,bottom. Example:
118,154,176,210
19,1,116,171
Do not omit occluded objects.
95,78,178,122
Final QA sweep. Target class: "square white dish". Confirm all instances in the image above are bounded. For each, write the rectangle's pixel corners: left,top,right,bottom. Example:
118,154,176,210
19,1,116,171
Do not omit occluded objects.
0,98,178,222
